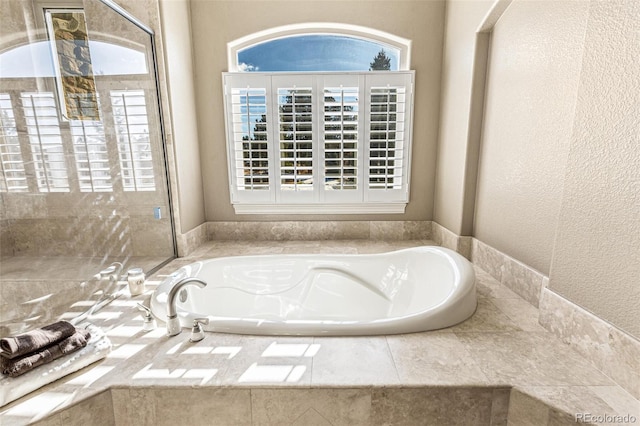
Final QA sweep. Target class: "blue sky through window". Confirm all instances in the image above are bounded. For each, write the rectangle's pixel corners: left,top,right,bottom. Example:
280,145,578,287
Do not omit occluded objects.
0,41,147,78
237,35,399,72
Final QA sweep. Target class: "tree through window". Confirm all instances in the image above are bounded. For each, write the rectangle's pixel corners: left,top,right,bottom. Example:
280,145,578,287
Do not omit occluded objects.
238,35,400,72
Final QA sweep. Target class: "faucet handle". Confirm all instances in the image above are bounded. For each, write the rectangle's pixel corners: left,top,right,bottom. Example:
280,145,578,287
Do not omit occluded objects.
194,317,209,326
136,303,151,315
136,303,157,331
189,318,209,342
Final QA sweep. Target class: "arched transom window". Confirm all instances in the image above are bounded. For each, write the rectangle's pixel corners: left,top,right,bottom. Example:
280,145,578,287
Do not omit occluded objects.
228,23,411,72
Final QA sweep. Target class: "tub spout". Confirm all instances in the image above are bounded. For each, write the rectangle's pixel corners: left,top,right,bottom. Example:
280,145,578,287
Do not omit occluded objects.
166,277,207,336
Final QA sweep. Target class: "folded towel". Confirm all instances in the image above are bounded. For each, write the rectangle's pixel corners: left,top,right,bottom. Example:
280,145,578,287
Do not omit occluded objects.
0,323,111,408
0,328,91,378
0,321,76,360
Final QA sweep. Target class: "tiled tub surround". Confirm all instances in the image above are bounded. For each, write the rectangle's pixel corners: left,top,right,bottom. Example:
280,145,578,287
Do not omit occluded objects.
431,222,473,260
539,289,640,400
469,236,640,401
0,240,638,425
176,221,433,256
470,238,546,308
0,256,170,335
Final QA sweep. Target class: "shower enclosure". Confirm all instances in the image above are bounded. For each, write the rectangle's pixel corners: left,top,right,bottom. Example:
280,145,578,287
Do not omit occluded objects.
0,0,175,333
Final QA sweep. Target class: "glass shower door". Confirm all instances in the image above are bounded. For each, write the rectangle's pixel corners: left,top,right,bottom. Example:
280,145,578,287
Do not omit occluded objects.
0,0,175,333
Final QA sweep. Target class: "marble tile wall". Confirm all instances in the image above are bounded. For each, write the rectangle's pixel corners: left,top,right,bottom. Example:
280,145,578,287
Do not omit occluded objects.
176,222,208,257
0,219,12,256
471,239,545,307
35,385,640,426
208,221,432,242
539,289,640,400
508,385,640,426
506,389,575,426
431,222,472,259
31,390,114,426
467,232,640,401
176,221,433,256
36,386,511,426
2,214,173,258
0,279,102,335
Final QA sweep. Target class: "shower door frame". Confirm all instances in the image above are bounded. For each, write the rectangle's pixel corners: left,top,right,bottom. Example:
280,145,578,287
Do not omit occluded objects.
96,0,178,269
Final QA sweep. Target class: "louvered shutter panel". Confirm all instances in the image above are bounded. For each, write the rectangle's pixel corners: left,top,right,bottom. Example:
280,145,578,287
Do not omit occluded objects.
365,72,413,203
223,74,274,204
223,71,414,212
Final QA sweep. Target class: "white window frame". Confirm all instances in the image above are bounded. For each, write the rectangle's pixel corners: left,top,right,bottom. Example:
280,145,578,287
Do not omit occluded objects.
222,71,415,214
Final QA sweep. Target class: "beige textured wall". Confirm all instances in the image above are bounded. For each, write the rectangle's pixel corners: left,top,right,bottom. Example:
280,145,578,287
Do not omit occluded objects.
189,0,445,221
473,0,589,274
549,0,640,338
158,0,206,233
433,0,494,235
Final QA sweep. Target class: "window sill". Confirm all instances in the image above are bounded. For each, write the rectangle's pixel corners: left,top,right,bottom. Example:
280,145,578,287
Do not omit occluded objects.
233,203,407,215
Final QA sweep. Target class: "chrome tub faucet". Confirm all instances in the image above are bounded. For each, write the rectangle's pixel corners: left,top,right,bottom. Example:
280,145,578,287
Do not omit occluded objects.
166,277,207,336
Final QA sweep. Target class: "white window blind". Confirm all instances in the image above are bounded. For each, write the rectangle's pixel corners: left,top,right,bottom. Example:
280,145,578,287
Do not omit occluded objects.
272,74,316,204
229,86,269,193
70,112,112,192
0,89,160,195
323,86,359,191
223,72,414,214
0,93,28,192
278,86,314,192
110,90,155,191
225,75,272,204
365,72,412,203
21,92,70,192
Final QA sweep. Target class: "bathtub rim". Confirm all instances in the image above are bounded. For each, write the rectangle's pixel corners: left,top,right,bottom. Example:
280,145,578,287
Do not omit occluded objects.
150,245,477,336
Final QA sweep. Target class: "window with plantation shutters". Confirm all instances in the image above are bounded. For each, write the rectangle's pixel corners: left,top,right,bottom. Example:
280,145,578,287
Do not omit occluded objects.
223,71,414,214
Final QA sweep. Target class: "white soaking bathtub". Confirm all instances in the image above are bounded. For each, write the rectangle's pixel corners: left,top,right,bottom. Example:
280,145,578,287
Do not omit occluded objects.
150,246,476,336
